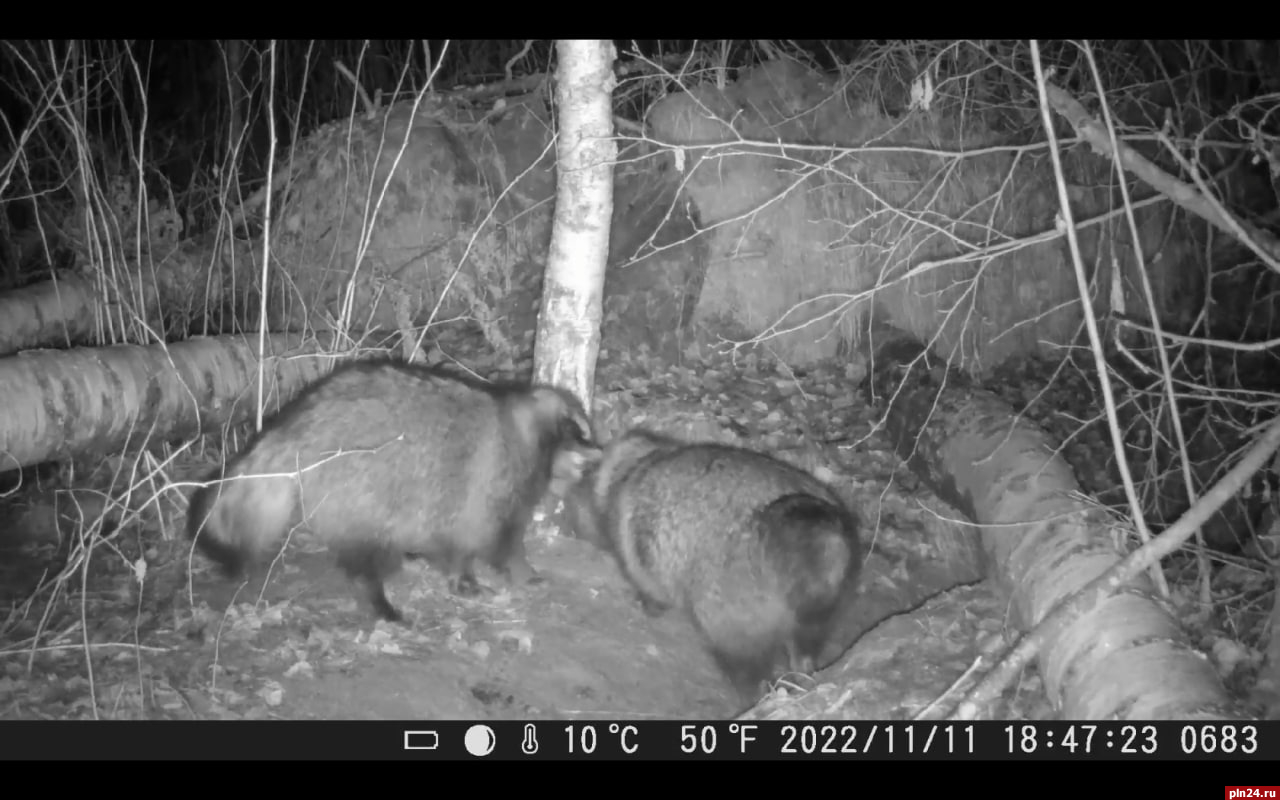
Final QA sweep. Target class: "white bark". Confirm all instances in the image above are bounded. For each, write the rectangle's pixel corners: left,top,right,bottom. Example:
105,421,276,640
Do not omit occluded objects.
532,40,615,408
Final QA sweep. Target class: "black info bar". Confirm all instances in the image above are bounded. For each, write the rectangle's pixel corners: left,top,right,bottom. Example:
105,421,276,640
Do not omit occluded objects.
0,720,1274,761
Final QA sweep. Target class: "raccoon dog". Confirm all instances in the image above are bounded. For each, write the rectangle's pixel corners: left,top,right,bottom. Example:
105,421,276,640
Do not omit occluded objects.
575,429,861,701
186,361,598,623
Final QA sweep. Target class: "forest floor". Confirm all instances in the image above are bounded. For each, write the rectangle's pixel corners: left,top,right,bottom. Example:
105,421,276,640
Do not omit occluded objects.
0,341,1264,723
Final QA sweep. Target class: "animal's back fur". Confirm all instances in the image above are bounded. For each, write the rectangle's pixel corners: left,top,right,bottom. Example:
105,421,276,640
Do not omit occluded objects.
186,360,596,621
586,430,861,700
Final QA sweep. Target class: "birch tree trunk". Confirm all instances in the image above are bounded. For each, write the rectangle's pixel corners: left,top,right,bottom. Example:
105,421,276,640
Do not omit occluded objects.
0,334,332,471
0,271,100,356
866,328,1250,720
532,40,614,408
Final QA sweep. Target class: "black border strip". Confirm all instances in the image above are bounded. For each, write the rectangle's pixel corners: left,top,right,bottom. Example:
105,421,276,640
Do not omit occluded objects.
0,721,1275,761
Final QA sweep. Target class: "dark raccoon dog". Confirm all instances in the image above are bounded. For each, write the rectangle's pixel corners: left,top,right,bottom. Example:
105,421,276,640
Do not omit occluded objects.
575,428,861,702
186,360,598,623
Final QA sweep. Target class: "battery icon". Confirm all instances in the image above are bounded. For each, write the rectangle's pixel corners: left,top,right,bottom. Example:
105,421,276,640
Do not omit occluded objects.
404,730,440,750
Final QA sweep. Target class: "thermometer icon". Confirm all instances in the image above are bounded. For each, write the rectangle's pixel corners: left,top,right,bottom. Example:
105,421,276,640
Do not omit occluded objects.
521,724,539,755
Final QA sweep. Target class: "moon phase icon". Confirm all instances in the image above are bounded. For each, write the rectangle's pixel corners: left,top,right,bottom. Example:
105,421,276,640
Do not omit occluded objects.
464,724,496,757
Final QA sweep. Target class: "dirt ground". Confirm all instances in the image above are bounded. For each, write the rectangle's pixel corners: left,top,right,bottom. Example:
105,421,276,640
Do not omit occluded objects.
0,350,1121,721
1,495,1009,721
